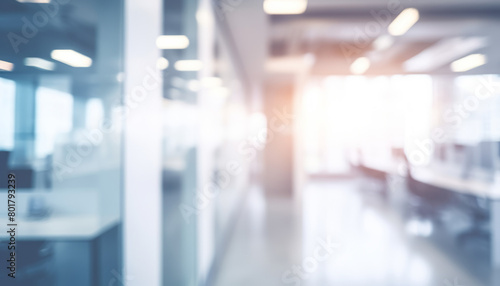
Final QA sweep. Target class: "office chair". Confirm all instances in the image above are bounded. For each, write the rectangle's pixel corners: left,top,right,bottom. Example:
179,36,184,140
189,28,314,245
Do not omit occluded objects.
356,164,388,199
455,193,490,253
10,168,34,188
0,151,10,188
0,241,55,285
0,150,34,188
404,154,453,223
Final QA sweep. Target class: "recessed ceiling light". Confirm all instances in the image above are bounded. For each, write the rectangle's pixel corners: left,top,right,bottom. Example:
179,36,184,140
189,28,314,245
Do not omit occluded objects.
156,35,190,50
213,87,229,98
263,0,307,15
451,54,487,72
201,77,223,88
156,57,169,70
24,57,55,71
51,49,92,67
0,60,14,71
350,57,370,75
388,8,419,36
174,60,203,71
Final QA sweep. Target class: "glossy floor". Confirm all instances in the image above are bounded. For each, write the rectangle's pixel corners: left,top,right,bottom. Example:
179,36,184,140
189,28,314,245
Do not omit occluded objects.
214,179,486,286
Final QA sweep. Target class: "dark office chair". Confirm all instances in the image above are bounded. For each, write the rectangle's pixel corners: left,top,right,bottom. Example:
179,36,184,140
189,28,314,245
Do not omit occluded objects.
478,141,496,182
406,176,453,222
0,150,34,188
10,168,34,188
451,142,493,251
356,164,389,199
434,143,447,162
455,194,491,253
404,154,453,222
358,164,387,180
0,151,10,188
0,241,55,285
454,143,476,180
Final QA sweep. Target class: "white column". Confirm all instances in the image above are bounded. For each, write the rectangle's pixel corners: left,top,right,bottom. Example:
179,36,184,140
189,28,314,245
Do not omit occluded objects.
123,0,163,285
197,0,216,282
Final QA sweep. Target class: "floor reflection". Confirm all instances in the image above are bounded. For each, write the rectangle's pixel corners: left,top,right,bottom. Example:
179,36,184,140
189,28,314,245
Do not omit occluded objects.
215,179,483,286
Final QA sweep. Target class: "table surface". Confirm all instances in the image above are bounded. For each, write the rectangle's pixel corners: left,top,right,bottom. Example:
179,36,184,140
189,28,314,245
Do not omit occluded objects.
412,168,500,200
0,214,120,240
361,161,500,200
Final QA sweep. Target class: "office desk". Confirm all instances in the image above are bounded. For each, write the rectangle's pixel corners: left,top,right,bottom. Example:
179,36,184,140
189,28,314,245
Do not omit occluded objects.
0,189,121,286
412,168,500,199
0,214,120,286
360,161,401,177
360,162,500,272
411,169,500,274
0,188,120,240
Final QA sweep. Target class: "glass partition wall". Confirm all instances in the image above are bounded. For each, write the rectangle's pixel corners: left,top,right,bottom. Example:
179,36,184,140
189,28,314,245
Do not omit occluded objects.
0,0,124,285
160,1,199,285
160,0,251,285
0,0,252,285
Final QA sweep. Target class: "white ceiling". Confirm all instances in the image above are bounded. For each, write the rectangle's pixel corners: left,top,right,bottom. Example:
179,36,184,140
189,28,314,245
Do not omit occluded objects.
265,0,500,75
306,0,500,10
220,0,500,77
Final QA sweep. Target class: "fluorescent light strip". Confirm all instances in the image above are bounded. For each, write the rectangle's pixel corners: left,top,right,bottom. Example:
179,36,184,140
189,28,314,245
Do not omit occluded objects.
388,8,419,36
264,0,307,15
350,57,370,75
0,60,14,71
372,35,394,51
404,37,488,73
16,0,51,3
24,57,55,71
156,35,190,50
175,60,203,72
51,49,92,67
451,54,487,72
265,56,309,73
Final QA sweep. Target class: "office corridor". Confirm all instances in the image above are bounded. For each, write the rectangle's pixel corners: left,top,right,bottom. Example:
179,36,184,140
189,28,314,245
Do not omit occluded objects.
2,0,500,284
214,179,481,286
